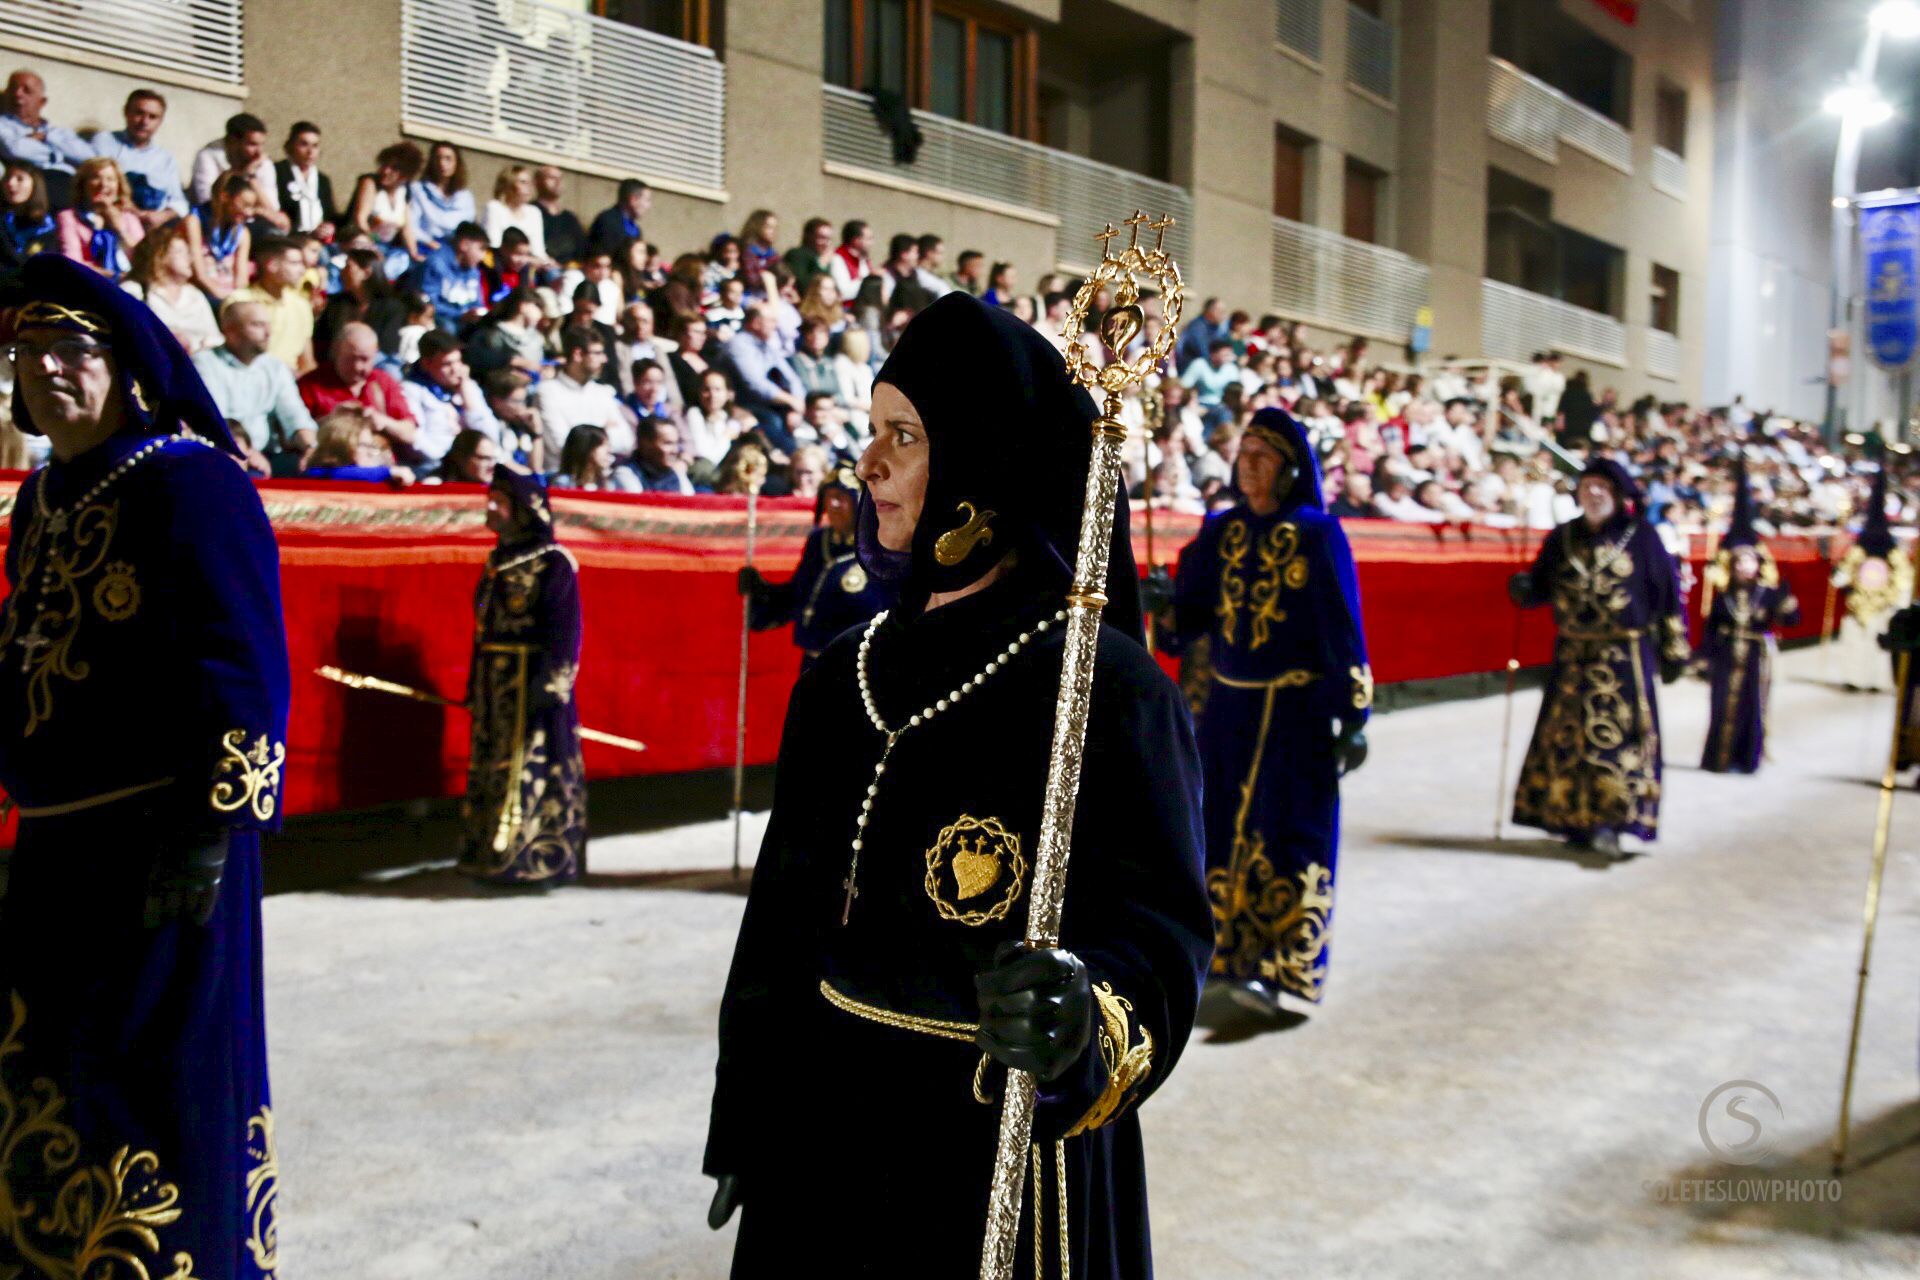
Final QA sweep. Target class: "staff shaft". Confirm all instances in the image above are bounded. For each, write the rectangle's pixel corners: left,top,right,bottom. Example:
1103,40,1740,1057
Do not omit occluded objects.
732,485,761,879
313,666,646,753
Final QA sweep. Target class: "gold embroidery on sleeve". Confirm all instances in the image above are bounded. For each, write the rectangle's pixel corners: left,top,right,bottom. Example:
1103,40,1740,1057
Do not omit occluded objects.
245,1107,280,1276
1350,664,1374,710
209,730,286,821
1064,982,1155,1136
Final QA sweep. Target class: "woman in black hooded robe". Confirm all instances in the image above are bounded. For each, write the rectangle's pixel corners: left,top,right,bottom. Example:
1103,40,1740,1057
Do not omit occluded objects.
703,293,1212,1278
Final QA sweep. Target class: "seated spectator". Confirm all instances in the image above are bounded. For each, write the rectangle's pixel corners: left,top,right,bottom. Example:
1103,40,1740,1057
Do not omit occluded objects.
409,140,472,251
190,170,256,302
558,283,620,387
274,121,338,239
483,368,546,470
615,302,676,399
1030,290,1071,351
534,164,585,267
710,438,773,495
703,233,742,295
1004,293,1036,325
738,208,780,296
617,235,663,301
556,247,621,325
1190,421,1240,491
484,165,546,263
629,417,695,494
949,248,986,296
829,219,872,301
401,329,501,464
551,424,638,492
91,88,187,228
705,276,747,344
798,273,845,339
482,226,535,305
980,261,1017,308
535,327,630,461
683,367,750,473
0,159,56,266
304,405,416,486
623,358,678,428
1180,339,1240,425
1328,468,1374,519
194,299,315,474
1413,478,1474,521
297,321,418,457
721,301,805,455
229,234,316,373
417,220,489,332
795,391,857,467
832,326,874,433
765,261,804,353
439,428,501,485
779,443,829,501
1371,470,1442,523
588,178,650,256
791,319,840,399
189,111,286,230
348,141,424,277
913,234,955,298
869,233,921,307
0,70,91,206
783,216,834,295
465,287,547,380
316,246,407,362
56,158,143,280
124,220,218,354
668,313,713,405
650,252,706,333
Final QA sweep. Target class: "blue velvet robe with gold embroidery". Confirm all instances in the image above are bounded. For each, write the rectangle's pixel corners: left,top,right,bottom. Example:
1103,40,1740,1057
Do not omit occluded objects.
1511,515,1687,841
748,526,891,669
1167,504,1371,1004
0,431,289,1280
1699,583,1797,775
705,564,1211,1278
458,542,587,885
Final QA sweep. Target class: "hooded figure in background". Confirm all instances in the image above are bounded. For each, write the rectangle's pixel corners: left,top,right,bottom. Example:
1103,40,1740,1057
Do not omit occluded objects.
705,292,1211,1278
459,461,587,886
1158,406,1370,1016
1831,452,1909,693
0,253,289,1279
1697,457,1799,774
739,462,893,672
1508,457,1689,857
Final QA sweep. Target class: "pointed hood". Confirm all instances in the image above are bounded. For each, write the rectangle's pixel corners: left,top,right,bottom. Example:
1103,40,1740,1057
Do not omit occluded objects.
490,459,555,554
1709,454,1778,589
1858,455,1896,559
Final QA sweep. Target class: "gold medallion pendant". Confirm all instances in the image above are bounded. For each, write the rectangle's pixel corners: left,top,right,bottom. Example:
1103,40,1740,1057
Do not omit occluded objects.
840,562,869,594
924,814,1028,926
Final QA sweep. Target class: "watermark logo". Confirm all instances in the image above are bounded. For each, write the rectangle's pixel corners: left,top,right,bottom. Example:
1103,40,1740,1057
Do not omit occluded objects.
1697,1079,1782,1166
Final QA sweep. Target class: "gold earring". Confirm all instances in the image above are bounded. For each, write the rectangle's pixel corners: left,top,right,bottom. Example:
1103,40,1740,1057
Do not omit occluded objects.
933,500,996,566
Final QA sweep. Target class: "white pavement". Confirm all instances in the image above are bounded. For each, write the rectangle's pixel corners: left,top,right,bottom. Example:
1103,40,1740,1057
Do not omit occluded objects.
268,644,1920,1278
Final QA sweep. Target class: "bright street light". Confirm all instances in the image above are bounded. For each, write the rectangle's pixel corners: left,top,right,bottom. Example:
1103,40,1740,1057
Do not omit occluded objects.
1873,0,1920,37
1825,83,1895,125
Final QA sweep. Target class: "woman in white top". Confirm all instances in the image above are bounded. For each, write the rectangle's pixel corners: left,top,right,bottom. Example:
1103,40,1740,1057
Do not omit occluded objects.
484,166,547,264
350,141,425,278
682,367,752,468
830,326,874,435
124,220,219,354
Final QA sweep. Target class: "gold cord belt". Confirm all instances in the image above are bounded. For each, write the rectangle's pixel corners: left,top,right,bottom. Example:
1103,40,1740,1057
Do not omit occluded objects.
1557,628,1646,643
1209,669,1319,691
2,777,175,819
818,979,979,1042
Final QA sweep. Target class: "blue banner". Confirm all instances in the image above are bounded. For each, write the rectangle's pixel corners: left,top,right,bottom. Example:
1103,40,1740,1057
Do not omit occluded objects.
1862,199,1920,370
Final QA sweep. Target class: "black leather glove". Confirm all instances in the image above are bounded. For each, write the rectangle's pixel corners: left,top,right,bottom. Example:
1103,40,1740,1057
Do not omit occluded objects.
143,829,230,928
736,566,765,598
1335,721,1369,777
975,943,1092,1083
1507,571,1532,607
1881,605,1920,653
1138,566,1174,617
1659,657,1686,686
707,1174,742,1229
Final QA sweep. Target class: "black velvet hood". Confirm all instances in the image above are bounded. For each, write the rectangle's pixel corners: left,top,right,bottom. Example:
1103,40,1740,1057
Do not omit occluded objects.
856,292,1143,643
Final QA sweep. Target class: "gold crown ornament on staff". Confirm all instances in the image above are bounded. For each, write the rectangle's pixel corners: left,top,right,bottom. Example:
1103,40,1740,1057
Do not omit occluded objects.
313,666,646,753
976,211,1182,1280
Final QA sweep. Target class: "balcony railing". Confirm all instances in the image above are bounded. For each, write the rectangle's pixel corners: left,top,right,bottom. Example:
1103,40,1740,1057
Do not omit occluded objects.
1651,146,1688,200
0,0,243,84
1645,328,1680,381
1346,4,1395,101
1275,0,1322,63
400,0,726,194
822,84,1192,266
1486,56,1633,174
1482,279,1627,366
1271,216,1430,342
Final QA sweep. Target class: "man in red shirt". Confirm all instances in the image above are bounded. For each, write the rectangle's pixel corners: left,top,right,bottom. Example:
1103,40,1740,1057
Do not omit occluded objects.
296,321,419,460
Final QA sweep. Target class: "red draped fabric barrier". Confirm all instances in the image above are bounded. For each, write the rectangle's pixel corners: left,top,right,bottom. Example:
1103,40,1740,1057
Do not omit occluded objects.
0,475,1844,821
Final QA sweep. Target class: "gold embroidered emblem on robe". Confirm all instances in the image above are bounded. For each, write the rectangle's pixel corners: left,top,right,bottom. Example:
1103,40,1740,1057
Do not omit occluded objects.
925,814,1027,925
932,500,996,566
209,730,286,821
92,561,140,622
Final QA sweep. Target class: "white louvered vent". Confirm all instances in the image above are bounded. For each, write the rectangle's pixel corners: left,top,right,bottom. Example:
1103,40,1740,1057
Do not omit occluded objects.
823,85,1191,266
1487,56,1632,175
1645,328,1680,381
0,0,243,84
1482,278,1627,366
1651,146,1688,200
1270,215,1430,342
401,0,725,192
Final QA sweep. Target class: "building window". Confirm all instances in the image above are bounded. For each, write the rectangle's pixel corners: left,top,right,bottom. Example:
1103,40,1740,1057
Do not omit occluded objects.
1344,157,1383,244
1655,82,1687,154
823,1,1036,137
595,0,713,46
1274,128,1310,222
1651,263,1680,333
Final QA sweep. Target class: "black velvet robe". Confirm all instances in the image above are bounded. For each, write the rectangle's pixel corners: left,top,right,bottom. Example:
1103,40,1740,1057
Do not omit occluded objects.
706,566,1212,1278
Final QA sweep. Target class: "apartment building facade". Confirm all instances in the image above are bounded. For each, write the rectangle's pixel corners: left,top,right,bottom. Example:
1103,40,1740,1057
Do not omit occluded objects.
6,0,1714,400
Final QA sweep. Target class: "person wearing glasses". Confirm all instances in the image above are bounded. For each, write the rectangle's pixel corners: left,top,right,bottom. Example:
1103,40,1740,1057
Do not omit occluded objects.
0,254,290,1280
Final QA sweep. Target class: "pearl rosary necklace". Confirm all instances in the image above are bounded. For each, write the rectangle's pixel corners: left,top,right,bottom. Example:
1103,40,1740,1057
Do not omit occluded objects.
16,433,186,672
842,605,1069,925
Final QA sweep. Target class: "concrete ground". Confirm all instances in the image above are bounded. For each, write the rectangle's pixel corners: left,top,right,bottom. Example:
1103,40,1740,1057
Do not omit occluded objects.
267,644,1920,1279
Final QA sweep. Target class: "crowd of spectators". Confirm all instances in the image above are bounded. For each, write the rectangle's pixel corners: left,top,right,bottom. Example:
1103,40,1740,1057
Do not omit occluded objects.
0,65,1908,534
